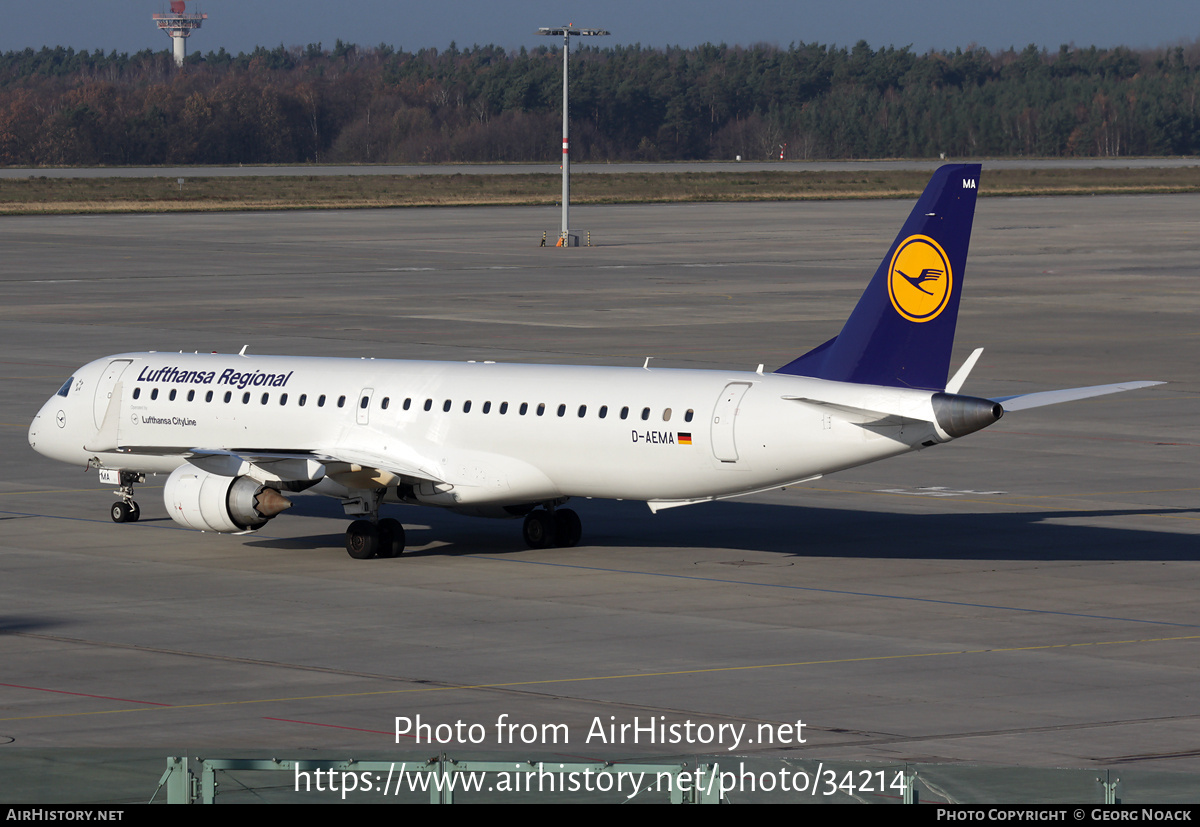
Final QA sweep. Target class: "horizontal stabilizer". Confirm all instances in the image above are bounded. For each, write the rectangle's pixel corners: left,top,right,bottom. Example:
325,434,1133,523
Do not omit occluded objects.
994,381,1163,412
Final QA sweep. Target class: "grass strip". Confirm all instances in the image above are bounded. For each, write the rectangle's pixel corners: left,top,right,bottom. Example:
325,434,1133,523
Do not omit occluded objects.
1,167,1198,214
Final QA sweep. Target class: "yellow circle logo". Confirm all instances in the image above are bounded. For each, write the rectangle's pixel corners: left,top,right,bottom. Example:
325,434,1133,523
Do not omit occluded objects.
887,235,952,323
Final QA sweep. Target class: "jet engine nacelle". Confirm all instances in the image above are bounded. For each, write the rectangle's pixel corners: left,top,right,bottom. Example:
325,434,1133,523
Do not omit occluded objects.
164,465,293,533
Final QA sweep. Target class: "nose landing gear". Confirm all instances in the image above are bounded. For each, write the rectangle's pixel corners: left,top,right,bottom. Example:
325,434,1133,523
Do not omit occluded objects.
111,500,140,523
108,471,145,523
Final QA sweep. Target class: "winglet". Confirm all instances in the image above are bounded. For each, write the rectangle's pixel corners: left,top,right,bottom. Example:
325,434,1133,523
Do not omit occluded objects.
776,164,981,391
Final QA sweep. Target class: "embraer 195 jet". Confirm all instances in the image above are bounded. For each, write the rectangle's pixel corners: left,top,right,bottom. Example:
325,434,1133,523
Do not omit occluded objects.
28,165,1159,559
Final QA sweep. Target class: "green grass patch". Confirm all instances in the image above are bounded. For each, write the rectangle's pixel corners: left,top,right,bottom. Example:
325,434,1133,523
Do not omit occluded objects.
1,167,1198,215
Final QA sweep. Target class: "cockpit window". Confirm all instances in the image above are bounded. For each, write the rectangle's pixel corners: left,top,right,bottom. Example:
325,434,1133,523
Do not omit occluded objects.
56,378,73,398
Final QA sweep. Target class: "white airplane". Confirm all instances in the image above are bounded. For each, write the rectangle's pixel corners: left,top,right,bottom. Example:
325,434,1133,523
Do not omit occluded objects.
28,165,1160,559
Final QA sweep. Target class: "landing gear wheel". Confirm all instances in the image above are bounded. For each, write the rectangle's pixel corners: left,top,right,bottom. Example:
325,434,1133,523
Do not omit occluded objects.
111,501,139,523
553,508,582,547
345,519,380,560
376,518,406,558
523,511,555,549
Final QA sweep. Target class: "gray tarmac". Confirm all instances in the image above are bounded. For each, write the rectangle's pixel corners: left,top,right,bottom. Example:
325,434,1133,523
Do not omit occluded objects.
0,188,1197,804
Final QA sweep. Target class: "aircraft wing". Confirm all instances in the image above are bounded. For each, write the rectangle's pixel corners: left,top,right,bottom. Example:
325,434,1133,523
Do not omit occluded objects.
994,381,1163,411
105,445,449,487
316,446,449,487
782,396,921,426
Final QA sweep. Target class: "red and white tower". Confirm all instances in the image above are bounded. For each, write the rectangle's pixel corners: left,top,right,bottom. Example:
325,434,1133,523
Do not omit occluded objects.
153,1,207,67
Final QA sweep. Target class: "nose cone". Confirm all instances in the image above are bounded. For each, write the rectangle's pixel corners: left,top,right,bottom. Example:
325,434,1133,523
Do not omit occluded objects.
28,406,45,452
29,398,71,462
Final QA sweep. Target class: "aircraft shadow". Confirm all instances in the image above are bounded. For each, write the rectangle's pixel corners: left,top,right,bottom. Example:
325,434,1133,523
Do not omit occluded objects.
0,615,67,634
245,495,1200,562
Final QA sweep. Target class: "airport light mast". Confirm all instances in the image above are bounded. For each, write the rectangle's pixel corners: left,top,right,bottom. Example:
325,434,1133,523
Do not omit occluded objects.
153,1,207,67
536,25,609,247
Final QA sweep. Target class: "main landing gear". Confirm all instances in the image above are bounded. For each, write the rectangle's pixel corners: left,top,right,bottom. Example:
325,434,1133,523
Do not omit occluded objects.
341,489,407,560
342,506,582,558
109,471,145,523
345,517,406,560
522,506,582,549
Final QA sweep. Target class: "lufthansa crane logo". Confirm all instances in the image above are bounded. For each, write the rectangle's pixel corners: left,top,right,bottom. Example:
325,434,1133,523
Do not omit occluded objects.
887,235,952,323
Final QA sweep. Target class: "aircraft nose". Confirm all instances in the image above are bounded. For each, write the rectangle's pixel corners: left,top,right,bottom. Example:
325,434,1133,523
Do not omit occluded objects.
28,411,42,450
28,398,59,455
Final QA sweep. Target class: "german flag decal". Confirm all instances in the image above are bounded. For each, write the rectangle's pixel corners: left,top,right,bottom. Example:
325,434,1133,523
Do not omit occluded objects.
678,432,693,445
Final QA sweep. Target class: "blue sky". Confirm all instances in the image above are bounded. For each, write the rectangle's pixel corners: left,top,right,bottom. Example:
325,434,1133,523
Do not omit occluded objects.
4,1,1197,56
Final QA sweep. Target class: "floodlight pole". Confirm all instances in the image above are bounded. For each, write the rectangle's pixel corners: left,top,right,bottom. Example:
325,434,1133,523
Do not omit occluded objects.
536,25,609,246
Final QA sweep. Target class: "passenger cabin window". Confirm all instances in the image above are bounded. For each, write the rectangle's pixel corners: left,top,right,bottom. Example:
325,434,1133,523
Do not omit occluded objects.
381,397,390,410
360,396,369,410
403,398,412,410
620,406,629,420
577,405,586,418
169,389,177,401
519,403,528,415
187,390,195,402
557,404,566,417
482,401,491,414
205,390,213,402
500,402,509,414
132,388,141,400
298,394,306,406
443,399,452,412
663,408,672,421
424,399,433,411
242,392,251,404
318,395,326,407
641,407,650,421
463,401,472,413
337,395,346,408
685,409,694,422
536,403,546,417
224,391,232,403
150,389,159,400
599,405,608,419
280,393,288,405
261,393,270,405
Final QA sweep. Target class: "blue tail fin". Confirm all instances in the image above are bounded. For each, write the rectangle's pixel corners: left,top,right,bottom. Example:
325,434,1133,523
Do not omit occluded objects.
776,164,981,391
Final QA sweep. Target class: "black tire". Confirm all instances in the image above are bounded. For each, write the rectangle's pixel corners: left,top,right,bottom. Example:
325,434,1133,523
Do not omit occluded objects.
377,518,406,558
553,509,582,548
127,502,140,523
111,501,133,523
523,511,554,549
345,519,380,560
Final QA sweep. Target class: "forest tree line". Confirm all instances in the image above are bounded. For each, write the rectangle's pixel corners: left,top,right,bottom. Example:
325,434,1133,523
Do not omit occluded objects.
1,39,1198,166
